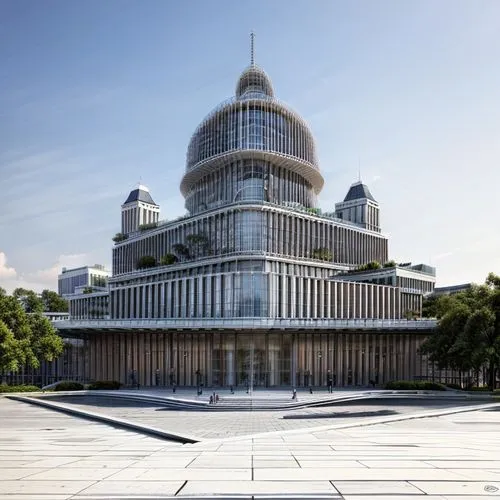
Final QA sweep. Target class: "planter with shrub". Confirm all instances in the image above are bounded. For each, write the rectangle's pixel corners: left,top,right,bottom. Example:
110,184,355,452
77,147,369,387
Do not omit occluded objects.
0,384,41,393
88,380,121,390
385,380,446,391
53,381,84,391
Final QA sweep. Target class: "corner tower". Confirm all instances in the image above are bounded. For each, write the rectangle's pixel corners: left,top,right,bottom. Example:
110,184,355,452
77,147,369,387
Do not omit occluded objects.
335,180,380,232
121,183,160,234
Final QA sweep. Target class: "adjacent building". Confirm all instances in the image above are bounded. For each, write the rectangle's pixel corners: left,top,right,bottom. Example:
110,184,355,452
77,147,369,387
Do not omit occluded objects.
58,265,109,296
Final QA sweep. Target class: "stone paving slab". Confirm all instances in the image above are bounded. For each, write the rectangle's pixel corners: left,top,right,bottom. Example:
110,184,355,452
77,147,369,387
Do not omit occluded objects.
73,480,184,496
178,480,341,496
1,394,500,498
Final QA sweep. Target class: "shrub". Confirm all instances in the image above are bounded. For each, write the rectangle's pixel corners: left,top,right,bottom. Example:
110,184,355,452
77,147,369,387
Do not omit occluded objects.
0,384,40,393
160,253,178,266
446,383,463,390
88,380,121,390
112,232,128,243
467,386,491,392
420,382,447,391
136,255,157,269
139,222,158,231
53,381,84,391
385,380,446,391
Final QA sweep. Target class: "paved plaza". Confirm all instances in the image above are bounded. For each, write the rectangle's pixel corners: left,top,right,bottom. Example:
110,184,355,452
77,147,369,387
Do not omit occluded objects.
31,390,495,440
0,393,499,499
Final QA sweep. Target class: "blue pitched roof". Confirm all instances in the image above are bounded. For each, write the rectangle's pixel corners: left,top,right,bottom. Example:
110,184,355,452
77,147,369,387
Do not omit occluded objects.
344,182,376,202
123,188,156,205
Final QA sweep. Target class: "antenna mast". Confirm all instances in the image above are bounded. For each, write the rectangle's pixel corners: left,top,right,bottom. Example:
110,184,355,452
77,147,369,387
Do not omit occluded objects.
250,31,255,66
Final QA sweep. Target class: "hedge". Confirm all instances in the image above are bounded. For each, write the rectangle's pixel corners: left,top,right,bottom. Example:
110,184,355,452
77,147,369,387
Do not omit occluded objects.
0,384,41,393
88,380,121,390
53,381,84,391
385,380,446,391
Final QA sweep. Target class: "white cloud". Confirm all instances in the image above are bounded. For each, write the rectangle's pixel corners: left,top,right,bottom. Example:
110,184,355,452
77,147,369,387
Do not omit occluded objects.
0,252,87,294
0,252,17,279
432,251,455,261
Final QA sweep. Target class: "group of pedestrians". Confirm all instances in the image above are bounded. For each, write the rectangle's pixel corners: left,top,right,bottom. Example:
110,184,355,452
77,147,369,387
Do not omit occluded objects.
209,392,220,404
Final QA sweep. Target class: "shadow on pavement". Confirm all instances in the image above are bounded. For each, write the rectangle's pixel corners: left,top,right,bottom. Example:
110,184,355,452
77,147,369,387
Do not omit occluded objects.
35,395,163,409
283,409,398,419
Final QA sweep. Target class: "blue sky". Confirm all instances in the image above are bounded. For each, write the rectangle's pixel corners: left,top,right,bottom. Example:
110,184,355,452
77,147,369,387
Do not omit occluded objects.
1,0,499,292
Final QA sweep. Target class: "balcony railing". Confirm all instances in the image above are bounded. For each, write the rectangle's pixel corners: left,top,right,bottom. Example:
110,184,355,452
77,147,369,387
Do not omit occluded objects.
56,317,437,331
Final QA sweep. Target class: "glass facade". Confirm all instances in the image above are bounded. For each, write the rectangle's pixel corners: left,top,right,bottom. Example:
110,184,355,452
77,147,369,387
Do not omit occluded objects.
54,58,441,388
184,160,316,214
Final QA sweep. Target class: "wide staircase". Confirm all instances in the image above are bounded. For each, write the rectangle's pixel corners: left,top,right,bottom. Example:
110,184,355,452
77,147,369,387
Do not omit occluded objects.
81,389,376,411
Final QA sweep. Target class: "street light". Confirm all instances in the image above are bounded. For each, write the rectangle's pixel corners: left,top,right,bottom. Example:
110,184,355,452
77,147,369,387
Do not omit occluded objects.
318,351,323,387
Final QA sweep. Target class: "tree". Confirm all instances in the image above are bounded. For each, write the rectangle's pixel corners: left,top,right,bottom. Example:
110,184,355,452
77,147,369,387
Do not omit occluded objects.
0,320,21,375
383,260,397,268
12,288,44,313
26,313,64,364
172,243,191,261
0,291,64,374
356,261,382,272
112,233,128,243
136,255,157,269
420,275,500,389
186,234,210,259
41,290,68,312
160,253,178,266
312,248,333,261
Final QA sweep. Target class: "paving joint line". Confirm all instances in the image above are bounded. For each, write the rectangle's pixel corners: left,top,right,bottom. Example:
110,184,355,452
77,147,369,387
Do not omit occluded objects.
174,480,188,496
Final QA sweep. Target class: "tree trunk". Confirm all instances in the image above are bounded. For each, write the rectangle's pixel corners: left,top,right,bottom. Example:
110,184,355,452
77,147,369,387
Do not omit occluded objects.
488,360,495,390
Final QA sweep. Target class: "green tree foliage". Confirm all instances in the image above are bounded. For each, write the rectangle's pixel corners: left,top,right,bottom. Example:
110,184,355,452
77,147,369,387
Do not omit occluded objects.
0,291,64,375
136,255,157,269
186,234,210,259
420,274,500,389
112,232,128,243
12,288,44,313
383,260,397,268
356,261,382,271
172,243,191,261
160,253,178,266
41,289,68,312
312,248,333,261
138,222,158,231
0,320,21,373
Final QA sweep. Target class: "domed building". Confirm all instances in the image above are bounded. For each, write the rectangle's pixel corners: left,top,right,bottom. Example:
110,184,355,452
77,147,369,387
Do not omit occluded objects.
59,38,441,389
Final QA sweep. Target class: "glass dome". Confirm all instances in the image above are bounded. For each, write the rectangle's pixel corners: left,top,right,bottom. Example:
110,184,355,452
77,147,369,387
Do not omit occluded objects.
180,63,324,213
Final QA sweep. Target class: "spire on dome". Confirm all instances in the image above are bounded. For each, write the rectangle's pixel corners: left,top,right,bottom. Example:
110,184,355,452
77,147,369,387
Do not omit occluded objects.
250,31,255,66
236,33,274,99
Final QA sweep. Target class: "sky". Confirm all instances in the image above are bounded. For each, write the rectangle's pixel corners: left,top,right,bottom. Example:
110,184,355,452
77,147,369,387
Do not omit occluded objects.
1,0,499,293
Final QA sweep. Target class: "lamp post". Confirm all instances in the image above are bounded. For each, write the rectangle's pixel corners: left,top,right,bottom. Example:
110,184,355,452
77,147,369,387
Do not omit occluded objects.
317,351,323,387
249,341,255,396
196,369,202,395
183,351,188,387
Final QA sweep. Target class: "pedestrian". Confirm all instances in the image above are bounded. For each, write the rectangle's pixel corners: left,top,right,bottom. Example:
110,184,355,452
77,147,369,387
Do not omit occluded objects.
215,394,219,403
209,395,213,404
173,382,176,393
292,388,297,400
230,385,234,394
